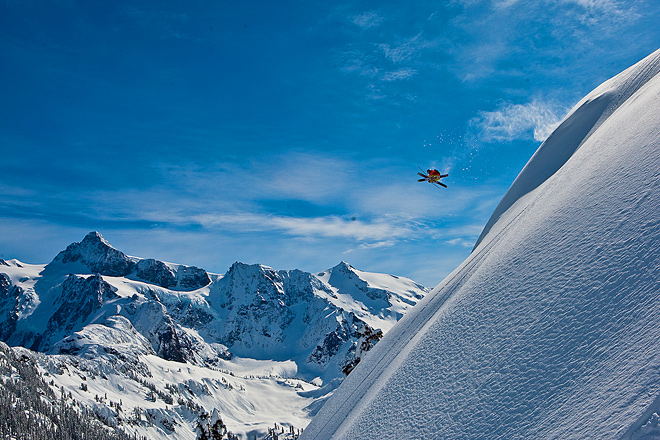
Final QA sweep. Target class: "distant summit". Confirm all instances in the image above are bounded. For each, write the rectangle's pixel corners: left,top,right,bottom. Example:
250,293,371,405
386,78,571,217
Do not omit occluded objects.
46,231,211,291
48,231,134,276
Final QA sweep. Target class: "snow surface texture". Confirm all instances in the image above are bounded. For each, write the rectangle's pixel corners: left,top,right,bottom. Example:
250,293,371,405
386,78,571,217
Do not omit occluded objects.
301,49,660,440
0,236,427,439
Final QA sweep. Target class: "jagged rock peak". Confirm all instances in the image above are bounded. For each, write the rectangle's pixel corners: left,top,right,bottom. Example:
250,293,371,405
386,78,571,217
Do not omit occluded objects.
83,231,110,246
224,262,281,282
333,261,354,271
222,262,281,288
46,232,211,291
227,261,273,273
48,231,135,277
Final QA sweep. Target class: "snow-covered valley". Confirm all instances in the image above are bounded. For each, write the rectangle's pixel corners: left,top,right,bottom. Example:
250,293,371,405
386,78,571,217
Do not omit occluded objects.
0,233,428,439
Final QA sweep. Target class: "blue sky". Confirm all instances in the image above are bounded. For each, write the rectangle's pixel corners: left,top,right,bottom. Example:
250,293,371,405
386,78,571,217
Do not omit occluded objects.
1,0,659,286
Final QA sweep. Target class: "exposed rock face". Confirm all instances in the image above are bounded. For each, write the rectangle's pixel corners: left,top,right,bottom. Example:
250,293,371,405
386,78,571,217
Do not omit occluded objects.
41,274,119,351
340,323,383,376
136,258,177,289
0,273,11,297
174,265,211,291
155,315,187,363
135,259,211,291
50,231,135,277
0,273,21,341
46,231,211,291
308,314,362,366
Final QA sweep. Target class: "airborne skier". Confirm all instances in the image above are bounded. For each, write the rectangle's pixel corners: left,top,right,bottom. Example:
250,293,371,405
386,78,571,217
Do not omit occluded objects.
418,168,448,188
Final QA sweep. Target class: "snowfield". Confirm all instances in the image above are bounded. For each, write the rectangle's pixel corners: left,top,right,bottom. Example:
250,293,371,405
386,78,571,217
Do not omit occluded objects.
301,49,660,440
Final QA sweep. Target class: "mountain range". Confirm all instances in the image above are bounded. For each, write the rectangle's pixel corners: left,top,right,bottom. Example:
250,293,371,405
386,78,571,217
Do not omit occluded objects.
0,231,428,439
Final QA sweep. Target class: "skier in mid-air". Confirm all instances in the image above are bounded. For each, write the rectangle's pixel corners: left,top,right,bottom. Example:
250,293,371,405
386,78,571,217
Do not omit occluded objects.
418,168,448,188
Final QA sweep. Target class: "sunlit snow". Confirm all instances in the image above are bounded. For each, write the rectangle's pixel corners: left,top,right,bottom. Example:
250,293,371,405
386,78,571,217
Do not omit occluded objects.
301,48,660,440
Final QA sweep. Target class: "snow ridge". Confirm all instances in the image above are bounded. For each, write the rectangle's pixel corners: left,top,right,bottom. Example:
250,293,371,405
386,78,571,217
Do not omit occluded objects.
475,48,660,249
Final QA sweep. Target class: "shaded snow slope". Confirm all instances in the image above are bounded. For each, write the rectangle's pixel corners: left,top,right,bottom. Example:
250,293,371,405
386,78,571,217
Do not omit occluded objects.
301,48,660,440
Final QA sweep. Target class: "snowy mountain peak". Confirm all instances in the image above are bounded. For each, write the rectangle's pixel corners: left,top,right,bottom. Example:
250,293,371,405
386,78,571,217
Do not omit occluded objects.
83,230,111,246
46,231,134,277
0,259,23,268
226,261,277,279
217,262,285,303
44,232,211,291
134,258,210,291
332,261,353,271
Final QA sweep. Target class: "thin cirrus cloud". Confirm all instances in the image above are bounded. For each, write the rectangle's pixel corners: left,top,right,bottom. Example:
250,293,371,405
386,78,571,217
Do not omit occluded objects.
377,32,426,64
192,212,415,242
456,0,637,20
447,0,642,84
152,152,357,206
351,11,384,29
557,0,640,25
381,68,418,81
337,19,431,87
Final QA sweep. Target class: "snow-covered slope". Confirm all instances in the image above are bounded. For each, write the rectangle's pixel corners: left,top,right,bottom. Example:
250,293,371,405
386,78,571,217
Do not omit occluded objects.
301,49,660,440
0,234,427,439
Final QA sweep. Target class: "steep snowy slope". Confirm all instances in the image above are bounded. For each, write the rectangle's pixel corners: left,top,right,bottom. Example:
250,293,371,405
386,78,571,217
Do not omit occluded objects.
301,49,660,440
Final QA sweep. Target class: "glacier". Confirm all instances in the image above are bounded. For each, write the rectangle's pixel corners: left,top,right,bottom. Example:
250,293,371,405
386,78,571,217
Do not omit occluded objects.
300,49,660,440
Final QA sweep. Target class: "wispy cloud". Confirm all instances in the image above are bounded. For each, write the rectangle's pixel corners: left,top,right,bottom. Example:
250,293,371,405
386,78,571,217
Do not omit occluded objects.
272,216,411,241
445,237,475,248
447,0,642,83
356,241,396,250
337,14,435,97
377,32,426,64
338,49,380,77
381,68,418,81
261,152,356,203
188,210,414,242
452,0,638,20
556,0,640,25
469,99,569,144
352,11,385,29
